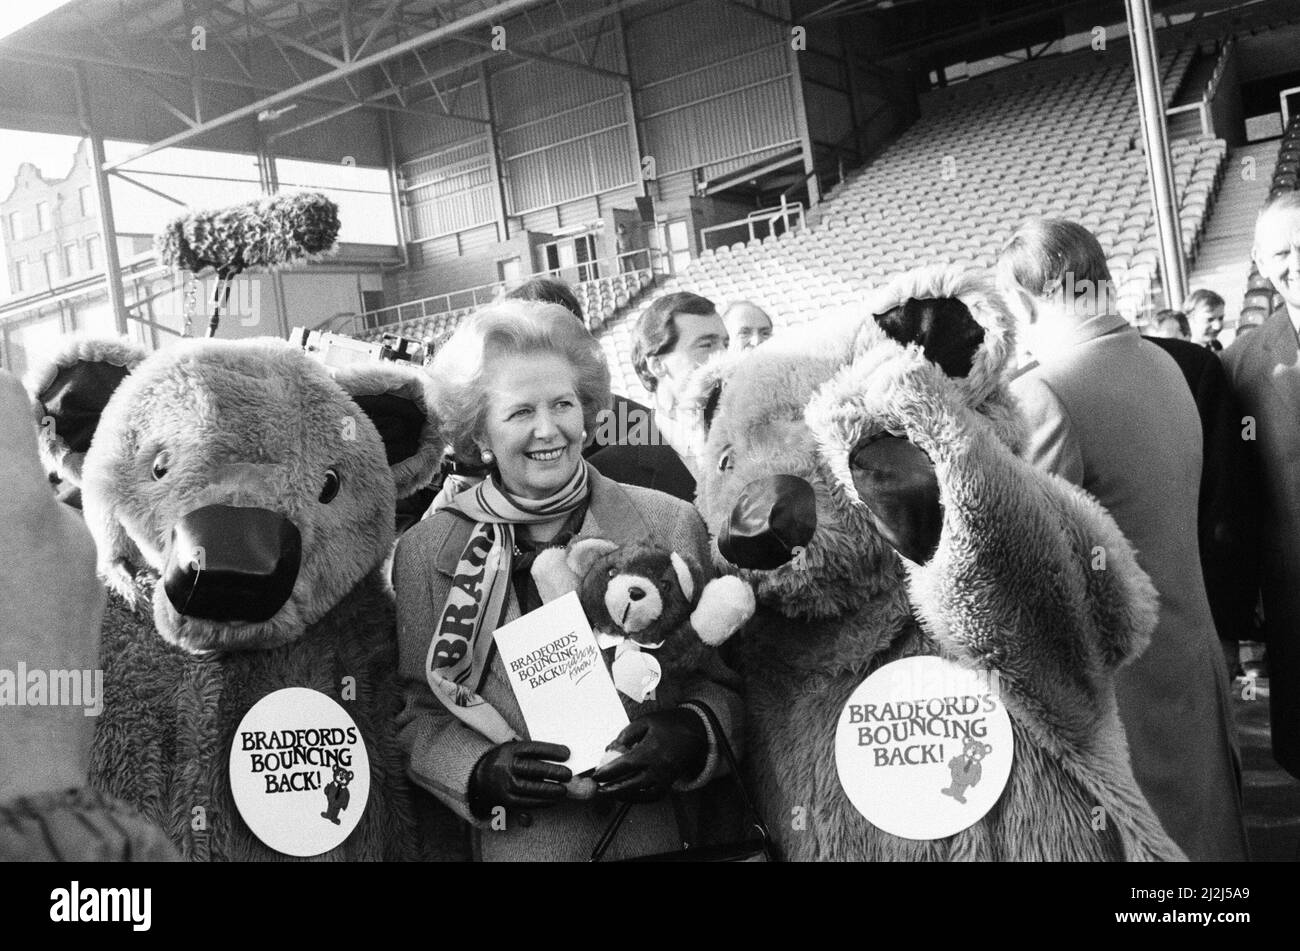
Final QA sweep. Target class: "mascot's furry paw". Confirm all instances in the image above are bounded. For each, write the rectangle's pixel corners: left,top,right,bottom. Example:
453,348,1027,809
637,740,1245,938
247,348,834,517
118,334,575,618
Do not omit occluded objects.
690,575,756,645
860,345,969,465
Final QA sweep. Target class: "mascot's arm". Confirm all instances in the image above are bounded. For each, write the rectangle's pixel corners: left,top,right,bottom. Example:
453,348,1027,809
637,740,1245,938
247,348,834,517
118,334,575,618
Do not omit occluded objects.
391,531,494,826
664,504,745,790
0,371,105,802
0,372,176,860
871,351,1136,753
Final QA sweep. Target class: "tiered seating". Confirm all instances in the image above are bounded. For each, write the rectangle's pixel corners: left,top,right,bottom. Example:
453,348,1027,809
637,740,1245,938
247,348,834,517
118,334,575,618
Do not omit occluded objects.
600,44,1220,403
1240,117,1300,324
362,266,655,349
575,269,655,330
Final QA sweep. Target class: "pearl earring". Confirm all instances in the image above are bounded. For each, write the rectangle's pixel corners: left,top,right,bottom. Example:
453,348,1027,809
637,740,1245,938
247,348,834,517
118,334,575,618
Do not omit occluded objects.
481,449,495,464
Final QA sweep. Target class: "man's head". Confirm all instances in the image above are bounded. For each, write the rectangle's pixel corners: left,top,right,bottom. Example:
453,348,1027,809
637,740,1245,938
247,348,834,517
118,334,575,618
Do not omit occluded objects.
997,218,1114,358
1253,191,1300,319
506,277,583,322
632,292,727,404
1183,288,1224,344
722,300,774,353
1151,309,1192,341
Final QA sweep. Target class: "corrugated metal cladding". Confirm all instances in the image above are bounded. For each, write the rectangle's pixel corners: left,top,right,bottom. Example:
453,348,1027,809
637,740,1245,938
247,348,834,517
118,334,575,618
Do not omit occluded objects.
557,196,602,229
391,73,488,165
402,136,497,241
654,170,699,205
492,58,623,128
458,224,501,253
630,2,796,180
494,59,637,216
408,186,496,240
403,138,491,189
499,94,625,157
627,0,785,84
522,205,562,234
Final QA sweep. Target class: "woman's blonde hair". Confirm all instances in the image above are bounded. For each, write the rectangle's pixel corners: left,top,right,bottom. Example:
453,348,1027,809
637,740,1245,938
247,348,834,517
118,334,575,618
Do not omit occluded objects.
429,299,612,462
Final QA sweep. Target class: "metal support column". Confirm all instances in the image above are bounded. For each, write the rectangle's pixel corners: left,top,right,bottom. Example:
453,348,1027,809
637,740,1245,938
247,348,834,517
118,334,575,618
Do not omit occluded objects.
382,109,411,270
74,66,129,337
786,10,820,207
1125,0,1187,309
479,64,512,243
254,125,290,338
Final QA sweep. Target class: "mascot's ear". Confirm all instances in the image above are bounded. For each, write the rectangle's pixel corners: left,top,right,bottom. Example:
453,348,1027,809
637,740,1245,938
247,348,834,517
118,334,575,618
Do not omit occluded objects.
872,296,985,379
859,265,1015,411
848,433,942,565
333,362,442,498
23,335,149,487
567,538,620,578
668,552,696,602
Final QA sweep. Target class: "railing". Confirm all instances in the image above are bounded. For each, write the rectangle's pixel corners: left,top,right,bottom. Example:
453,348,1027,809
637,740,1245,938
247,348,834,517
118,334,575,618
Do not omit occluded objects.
699,200,805,252
339,247,660,338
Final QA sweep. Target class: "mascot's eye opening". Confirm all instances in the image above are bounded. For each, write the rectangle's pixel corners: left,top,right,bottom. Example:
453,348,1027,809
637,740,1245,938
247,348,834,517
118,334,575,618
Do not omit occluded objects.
718,445,734,473
151,450,171,480
319,468,342,504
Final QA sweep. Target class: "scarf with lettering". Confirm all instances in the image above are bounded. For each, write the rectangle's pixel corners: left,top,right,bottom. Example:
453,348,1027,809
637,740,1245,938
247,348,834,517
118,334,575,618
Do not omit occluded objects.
426,461,591,742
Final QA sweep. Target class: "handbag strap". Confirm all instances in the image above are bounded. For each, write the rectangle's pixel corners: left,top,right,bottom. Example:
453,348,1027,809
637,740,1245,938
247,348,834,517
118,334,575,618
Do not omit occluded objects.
589,701,774,861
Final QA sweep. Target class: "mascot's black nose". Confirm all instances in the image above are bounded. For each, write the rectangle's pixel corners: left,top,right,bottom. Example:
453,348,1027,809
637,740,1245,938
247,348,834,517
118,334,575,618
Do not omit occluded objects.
164,505,301,622
627,586,646,601
719,475,817,570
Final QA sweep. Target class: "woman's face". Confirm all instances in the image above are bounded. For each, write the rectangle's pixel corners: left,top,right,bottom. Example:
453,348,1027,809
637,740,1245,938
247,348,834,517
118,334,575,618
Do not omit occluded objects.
480,351,585,500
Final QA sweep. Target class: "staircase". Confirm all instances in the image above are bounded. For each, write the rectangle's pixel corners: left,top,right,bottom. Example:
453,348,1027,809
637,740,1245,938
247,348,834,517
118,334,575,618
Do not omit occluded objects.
1187,140,1279,326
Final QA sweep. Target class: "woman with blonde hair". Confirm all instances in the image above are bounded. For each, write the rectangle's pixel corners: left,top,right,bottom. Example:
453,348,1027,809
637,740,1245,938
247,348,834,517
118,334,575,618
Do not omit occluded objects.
392,299,742,861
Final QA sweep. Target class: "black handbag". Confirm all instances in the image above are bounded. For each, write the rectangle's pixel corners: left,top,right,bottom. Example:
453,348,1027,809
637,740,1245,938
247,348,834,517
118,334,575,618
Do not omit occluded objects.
589,703,775,862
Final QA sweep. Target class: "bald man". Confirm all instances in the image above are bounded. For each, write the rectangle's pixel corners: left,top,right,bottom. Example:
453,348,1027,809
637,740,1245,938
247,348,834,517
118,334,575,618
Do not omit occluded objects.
1223,191,1300,779
722,300,774,353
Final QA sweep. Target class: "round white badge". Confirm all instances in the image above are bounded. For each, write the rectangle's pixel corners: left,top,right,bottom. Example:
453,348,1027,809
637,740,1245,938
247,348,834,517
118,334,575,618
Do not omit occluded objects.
834,655,1014,840
228,687,370,857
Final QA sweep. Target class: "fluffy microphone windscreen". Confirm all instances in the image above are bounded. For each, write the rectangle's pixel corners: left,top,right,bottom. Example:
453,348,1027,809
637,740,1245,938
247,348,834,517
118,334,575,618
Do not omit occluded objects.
156,191,341,274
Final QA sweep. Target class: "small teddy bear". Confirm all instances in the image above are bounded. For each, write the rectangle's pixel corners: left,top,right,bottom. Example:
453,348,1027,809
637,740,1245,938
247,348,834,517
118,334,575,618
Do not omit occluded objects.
321,765,354,825
532,538,754,709
940,736,993,805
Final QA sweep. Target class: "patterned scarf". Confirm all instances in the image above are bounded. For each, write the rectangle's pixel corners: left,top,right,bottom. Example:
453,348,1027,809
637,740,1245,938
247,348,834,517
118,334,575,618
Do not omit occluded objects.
426,461,591,741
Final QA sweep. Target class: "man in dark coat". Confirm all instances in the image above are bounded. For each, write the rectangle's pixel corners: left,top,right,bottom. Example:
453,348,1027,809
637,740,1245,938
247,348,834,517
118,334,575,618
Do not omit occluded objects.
1223,191,1300,779
1144,335,1262,659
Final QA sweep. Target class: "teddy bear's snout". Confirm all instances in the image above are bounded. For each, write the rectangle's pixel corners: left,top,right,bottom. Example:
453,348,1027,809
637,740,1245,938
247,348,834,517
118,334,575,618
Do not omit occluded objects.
163,503,302,623
719,474,817,571
604,575,663,635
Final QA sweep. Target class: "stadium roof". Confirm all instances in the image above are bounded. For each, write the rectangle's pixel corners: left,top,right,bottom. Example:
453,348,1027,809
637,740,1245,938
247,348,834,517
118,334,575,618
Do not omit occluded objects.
2,0,1294,167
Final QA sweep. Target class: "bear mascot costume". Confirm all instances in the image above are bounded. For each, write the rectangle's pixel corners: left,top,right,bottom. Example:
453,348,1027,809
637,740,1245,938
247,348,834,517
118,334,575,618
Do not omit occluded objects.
687,266,1184,861
28,334,455,861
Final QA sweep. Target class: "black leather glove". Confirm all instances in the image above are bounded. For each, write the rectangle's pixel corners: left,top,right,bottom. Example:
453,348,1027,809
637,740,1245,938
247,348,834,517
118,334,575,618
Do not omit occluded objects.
592,707,709,803
468,741,572,819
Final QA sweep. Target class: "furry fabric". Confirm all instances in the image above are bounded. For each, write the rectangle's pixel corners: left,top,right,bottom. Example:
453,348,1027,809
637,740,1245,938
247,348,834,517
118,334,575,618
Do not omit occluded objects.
155,192,340,274
689,267,1183,862
24,334,148,488
93,572,417,861
40,335,449,860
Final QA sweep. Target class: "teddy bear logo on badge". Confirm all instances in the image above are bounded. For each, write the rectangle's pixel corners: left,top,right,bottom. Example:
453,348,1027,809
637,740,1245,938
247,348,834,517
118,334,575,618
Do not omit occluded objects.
320,764,354,825
940,736,992,805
